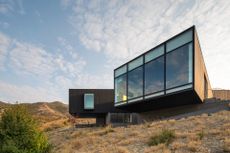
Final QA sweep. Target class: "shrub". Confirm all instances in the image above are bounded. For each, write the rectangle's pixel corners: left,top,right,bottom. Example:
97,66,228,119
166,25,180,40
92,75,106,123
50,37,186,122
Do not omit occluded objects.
148,129,175,146
0,104,51,153
197,130,205,140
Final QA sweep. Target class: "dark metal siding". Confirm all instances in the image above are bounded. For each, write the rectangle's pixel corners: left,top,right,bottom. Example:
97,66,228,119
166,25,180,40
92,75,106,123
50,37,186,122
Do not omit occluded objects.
69,89,127,117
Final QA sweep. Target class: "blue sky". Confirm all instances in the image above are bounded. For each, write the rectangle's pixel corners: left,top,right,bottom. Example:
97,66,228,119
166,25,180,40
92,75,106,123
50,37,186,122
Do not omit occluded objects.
0,0,230,103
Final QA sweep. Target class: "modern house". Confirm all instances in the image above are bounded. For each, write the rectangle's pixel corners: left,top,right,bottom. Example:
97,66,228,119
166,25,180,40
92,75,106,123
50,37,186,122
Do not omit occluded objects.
69,26,213,125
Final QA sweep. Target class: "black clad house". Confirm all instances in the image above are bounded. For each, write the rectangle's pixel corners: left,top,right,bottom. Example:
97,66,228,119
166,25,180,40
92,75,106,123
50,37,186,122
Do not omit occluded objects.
69,26,213,125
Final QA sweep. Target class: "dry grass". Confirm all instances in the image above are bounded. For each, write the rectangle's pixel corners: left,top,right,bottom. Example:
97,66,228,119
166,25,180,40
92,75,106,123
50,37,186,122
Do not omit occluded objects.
187,140,202,152
147,129,175,146
223,138,230,152
47,110,230,153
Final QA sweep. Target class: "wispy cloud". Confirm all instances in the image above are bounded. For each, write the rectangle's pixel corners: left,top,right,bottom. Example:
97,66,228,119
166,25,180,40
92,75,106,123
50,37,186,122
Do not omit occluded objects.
0,31,113,103
0,0,25,15
0,80,61,103
0,32,87,103
1,0,230,103
10,41,56,77
60,0,73,9
68,0,230,89
0,32,10,70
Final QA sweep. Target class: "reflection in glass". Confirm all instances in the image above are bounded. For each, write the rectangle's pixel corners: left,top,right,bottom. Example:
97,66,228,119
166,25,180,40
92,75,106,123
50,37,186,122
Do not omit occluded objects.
145,56,164,95
166,43,193,89
145,45,164,63
115,74,127,103
115,65,127,77
128,56,143,71
128,66,143,99
166,84,192,94
166,30,193,52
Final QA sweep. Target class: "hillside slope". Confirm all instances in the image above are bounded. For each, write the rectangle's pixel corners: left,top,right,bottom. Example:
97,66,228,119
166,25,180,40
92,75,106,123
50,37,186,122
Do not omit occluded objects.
48,110,230,153
0,101,70,130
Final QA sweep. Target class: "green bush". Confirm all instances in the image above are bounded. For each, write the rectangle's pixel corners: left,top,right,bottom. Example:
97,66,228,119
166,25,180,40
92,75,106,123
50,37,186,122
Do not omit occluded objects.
148,129,175,146
0,104,51,153
197,130,205,140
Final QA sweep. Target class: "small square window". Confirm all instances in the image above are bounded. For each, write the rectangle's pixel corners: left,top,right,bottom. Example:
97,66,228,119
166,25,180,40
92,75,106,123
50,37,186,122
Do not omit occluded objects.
84,93,94,110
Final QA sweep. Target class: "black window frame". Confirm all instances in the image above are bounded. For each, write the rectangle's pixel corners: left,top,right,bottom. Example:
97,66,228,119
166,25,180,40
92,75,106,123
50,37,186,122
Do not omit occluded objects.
165,41,194,91
127,65,144,102
114,26,195,107
114,72,128,104
144,54,165,96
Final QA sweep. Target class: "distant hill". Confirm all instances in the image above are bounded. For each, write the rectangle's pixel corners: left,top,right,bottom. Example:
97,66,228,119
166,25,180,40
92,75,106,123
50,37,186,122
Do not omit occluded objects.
0,101,70,131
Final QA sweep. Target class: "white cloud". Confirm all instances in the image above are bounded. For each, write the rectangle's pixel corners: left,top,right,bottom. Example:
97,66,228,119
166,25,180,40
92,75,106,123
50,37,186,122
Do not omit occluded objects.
69,0,230,89
75,73,112,89
0,80,62,103
0,32,10,70
0,32,87,103
10,41,56,77
60,0,73,9
0,2,12,14
0,21,10,29
0,0,25,15
57,36,87,77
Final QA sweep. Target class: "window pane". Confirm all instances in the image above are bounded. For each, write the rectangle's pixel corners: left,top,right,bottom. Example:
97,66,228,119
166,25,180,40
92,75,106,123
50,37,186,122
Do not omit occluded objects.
84,94,94,109
166,30,193,52
128,56,143,71
115,65,127,77
166,84,192,94
145,56,164,95
128,66,143,99
166,43,193,89
145,45,164,63
115,74,127,103
145,91,164,99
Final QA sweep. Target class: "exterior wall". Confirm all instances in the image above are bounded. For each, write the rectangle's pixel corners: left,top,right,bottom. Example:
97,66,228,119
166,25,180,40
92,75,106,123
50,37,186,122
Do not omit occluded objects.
194,29,213,102
69,26,214,121
114,26,195,108
213,90,230,100
69,89,127,117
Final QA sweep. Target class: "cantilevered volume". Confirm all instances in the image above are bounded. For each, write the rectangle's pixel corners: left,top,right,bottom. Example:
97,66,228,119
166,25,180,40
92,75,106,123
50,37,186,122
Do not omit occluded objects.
69,26,213,125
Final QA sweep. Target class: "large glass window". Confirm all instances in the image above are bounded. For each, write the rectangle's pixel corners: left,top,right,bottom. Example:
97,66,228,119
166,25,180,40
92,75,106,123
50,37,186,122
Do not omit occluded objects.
115,65,127,77
84,94,94,109
166,30,193,52
128,56,143,71
145,56,164,95
128,66,143,99
166,43,193,89
145,45,164,63
115,74,127,103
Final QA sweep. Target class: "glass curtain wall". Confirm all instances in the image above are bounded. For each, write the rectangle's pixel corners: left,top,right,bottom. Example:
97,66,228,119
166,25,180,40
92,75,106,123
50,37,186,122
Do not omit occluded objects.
114,65,127,105
114,28,194,106
128,56,143,102
166,30,193,93
144,45,164,98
